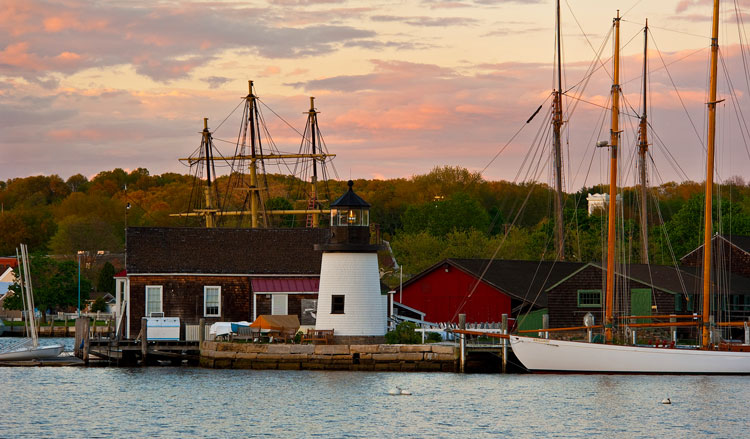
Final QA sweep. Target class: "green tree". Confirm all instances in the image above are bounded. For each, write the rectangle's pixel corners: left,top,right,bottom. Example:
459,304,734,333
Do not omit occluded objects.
402,192,490,236
385,321,421,344
49,216,123,255
266,197,295,227
96,262,116,294
4,255,91,323
90,296,108,313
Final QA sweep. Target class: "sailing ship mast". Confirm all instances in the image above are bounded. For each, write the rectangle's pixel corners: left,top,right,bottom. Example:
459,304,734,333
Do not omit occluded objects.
702,0,721,349
638,20,649,264
603,10,621,343
552,0,565,261
174,81,336,227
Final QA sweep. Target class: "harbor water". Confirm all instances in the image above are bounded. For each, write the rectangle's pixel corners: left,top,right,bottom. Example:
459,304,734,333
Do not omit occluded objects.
1,338,748,438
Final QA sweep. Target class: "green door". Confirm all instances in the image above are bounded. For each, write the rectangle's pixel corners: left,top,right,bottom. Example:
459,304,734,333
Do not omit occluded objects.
517,308,548,337
631,289,652,323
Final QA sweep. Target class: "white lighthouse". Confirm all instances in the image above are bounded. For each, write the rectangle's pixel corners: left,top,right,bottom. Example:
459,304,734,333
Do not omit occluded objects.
314,181,387,343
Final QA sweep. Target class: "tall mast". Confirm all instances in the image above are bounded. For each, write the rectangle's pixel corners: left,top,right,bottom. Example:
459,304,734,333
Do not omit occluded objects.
638,20,649,263
604,10,621,343
307,97,320,228
552,0,565,260
246,80,263,228
702,0,721,349
202,117,217,228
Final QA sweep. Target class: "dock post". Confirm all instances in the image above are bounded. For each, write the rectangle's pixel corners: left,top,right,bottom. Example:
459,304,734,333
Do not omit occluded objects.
542,314,549,339
199,318,206,345
82,318,91,364
501,314,508,374
459,314,466,373
670,316,677,344
74,317,84,357
745,319,749,345
141,317,148,365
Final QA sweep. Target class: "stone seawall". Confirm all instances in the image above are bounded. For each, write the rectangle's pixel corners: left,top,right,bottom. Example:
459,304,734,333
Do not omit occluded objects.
200,342,457,372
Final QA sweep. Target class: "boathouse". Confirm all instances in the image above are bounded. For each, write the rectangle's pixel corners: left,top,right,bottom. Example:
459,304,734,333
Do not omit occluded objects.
123,227,330,338
395,259,584,327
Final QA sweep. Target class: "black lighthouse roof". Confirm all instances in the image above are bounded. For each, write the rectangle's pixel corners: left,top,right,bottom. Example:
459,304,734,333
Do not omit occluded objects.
330,180,370,208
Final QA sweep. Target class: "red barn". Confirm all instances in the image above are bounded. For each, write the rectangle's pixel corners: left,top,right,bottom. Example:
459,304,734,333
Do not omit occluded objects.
396,259,584,324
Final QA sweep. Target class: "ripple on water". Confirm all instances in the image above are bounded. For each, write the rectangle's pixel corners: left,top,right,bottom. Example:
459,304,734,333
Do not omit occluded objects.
0,362,748,438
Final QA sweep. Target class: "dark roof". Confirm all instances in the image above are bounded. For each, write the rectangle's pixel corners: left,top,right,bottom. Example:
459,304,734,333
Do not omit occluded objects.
548,262,750,297
620,264,701,296
402,258,585,307
681,234,750,261
677,266,750,296
330,180,370,208
722,235,750,254
126,227,330,275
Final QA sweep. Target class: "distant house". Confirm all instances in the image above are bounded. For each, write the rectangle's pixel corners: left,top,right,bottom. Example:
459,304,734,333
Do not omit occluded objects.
396,259,585,326
123,227,330,338
0,266,22,320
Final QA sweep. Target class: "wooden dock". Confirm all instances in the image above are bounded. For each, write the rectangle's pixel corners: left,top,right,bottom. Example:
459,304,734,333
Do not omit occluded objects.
0,356,85,367
74,317,201,366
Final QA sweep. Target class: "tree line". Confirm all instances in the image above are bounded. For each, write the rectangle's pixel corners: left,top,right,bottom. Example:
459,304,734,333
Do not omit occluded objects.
2,166,750,296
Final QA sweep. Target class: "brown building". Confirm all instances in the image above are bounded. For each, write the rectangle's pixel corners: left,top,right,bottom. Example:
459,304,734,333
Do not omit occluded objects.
123,227,330,338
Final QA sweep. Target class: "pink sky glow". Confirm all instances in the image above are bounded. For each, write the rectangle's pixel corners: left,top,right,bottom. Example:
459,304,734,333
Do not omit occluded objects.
1,0,750,190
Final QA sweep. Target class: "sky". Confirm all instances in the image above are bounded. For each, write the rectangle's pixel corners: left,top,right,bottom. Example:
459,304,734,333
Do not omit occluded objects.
2,0,750,191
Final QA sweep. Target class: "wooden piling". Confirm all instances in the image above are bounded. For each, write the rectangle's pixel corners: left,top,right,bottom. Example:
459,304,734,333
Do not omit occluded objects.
141,317,148,364
199,318,206,345
501,314,508,373
542,314,549,339
459,314,466,374
82,318,91,364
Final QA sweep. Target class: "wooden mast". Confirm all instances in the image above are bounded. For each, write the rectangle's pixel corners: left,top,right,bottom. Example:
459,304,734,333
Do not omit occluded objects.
552,0,565,260
173,81,337,226
638,20,649,263
702,0,721,349
202,117,217,228
604,11,621,343
246,80,263,228
307,97,320,228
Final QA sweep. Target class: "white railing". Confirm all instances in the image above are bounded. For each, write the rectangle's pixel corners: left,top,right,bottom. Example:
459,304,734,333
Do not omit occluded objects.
185,325,214,342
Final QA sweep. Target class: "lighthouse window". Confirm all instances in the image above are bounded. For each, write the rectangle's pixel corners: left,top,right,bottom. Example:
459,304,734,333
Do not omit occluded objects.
331,295,345,314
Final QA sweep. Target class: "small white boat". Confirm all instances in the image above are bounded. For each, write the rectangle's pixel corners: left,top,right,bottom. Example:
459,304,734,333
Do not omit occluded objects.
0,341,64,361
0,244,63,362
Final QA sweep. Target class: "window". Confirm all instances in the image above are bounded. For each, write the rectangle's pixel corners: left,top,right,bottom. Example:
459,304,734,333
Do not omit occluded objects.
331,295,345,314
271,294,288,315
577,289,601,307
145,286,162,316
204,286,221,317
675,295,682,312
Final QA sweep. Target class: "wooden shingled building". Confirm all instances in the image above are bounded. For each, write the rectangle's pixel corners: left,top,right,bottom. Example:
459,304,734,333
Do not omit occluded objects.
123,227,330,338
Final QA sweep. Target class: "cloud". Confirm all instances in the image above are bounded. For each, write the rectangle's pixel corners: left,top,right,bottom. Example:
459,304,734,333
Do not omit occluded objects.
371,15,479,27
203,76,232,89
0,0,376,82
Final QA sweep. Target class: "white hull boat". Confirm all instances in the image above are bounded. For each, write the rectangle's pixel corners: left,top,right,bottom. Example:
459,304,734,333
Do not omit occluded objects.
0,343,64,361
510,336,750,374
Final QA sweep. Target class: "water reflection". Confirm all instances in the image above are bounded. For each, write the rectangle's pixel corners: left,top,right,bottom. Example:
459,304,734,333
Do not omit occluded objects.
0,341,747,438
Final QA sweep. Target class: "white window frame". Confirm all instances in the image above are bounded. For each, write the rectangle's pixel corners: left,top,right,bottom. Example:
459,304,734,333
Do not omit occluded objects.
145,285,163,316
271,294,288,315
204,286,221,317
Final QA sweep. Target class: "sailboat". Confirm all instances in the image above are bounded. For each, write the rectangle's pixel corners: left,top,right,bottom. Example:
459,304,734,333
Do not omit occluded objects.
510,1,750,373
0,244,64,361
